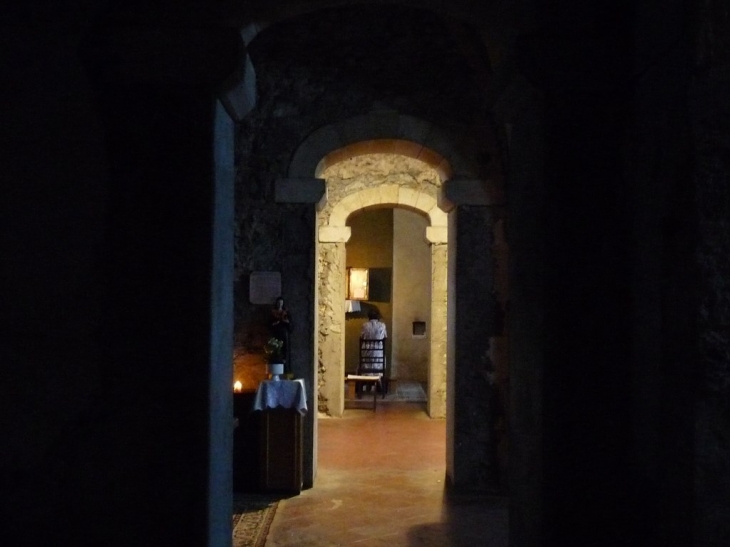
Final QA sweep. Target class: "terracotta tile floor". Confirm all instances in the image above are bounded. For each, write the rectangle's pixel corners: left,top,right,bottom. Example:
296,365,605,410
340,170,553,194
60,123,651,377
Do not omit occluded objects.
265,403,508,546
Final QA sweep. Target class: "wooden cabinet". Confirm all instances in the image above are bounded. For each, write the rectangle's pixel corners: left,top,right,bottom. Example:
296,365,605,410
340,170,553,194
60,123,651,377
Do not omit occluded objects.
233,382,305,494
258,408,303,493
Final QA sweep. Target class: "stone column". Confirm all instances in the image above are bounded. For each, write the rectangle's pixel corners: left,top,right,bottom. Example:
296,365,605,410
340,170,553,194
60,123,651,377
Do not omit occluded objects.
275,177,325,487
448,205,501,492
495,79,546,547
426,229,449,418
317,227,351,417
691,37,730,544
441,176,505,492
506,5,636,543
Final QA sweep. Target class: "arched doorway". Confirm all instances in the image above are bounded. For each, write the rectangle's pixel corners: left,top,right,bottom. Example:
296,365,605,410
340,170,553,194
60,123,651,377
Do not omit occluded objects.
315,151,449,418
282,110,506,491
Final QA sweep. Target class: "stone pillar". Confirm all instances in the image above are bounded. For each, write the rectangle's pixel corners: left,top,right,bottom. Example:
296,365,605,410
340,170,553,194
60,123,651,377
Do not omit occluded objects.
447,205,501,492
691,33,730,544
506,6,636,544
274,178,324,488
427,236,448,419
496,79,546,547
317,227,350,417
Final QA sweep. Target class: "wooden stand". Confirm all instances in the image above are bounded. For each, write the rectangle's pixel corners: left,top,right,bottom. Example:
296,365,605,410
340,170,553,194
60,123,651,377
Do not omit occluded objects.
259,408,303,493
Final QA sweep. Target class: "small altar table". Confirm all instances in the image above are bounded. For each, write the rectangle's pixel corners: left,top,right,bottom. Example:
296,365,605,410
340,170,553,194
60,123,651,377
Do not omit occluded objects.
253,378,307,415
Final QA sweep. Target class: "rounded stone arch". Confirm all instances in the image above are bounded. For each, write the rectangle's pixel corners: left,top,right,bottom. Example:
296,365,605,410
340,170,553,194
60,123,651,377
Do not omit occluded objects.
288,113,486,180
326,184,447,236
317,173,449,418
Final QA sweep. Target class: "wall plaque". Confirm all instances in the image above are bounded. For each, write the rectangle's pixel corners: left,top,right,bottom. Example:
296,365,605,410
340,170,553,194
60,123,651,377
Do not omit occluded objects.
249,271,281,305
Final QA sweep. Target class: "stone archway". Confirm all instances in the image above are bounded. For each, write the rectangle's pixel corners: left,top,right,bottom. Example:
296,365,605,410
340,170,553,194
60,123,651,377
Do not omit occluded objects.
281,114,490,422
281,112,502,489
317,180,449,418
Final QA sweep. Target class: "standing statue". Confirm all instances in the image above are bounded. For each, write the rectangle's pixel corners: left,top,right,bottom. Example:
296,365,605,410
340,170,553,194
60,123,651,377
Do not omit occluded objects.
270,296,292,373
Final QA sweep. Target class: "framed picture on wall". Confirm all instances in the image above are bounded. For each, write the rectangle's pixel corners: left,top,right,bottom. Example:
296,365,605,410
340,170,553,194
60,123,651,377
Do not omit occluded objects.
368,268,392,303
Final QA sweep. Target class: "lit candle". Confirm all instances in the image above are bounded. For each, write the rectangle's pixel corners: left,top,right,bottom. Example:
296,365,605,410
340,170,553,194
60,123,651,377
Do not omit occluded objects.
233,381,242,392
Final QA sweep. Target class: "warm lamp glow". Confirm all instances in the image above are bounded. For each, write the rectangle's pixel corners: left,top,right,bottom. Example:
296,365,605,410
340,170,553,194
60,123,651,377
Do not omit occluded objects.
233,381,242,392
347,268,369,300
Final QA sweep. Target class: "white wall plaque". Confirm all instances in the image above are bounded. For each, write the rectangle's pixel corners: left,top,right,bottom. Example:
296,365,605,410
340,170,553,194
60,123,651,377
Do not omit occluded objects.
249,271,281,305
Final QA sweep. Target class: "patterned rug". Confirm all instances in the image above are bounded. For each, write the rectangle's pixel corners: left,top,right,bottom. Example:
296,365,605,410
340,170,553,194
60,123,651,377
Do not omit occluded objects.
232,494,279,547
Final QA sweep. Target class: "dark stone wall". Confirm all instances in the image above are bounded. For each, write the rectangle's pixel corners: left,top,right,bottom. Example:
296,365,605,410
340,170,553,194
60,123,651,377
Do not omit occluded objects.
2,11,110,546
628,1,696,544
244,4,488,129
500,76,546,547
520,8,636,544
2,4,241,546
503,0,730,545
621,0,730,544
692,1,730,542
501,2,712,544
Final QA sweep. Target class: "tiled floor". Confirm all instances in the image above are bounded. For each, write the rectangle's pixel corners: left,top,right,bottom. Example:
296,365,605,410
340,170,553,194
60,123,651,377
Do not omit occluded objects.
265,403,508,546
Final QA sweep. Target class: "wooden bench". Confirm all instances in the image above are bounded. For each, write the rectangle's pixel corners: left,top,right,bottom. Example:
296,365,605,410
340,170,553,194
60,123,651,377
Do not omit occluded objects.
345,373,383,411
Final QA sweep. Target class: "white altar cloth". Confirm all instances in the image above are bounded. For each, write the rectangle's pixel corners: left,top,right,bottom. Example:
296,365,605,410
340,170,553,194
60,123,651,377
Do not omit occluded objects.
253,379,308,415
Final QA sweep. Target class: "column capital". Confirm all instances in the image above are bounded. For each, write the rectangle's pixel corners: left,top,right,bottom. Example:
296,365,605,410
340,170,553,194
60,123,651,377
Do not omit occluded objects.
441,177,505,210
219,54,256,121
318,226,351,243
426,226,448,244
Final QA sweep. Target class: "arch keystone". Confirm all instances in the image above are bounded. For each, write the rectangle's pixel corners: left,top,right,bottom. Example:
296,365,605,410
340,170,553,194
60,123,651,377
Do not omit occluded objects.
398,187,420,208
359,187,382,208
377,184,400,205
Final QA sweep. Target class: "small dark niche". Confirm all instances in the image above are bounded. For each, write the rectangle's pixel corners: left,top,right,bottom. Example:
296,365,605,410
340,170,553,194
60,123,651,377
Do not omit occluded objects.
413,321,426,336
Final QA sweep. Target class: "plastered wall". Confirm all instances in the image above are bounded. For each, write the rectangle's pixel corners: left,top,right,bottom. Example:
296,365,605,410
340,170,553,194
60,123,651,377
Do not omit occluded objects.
392,209,431,382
